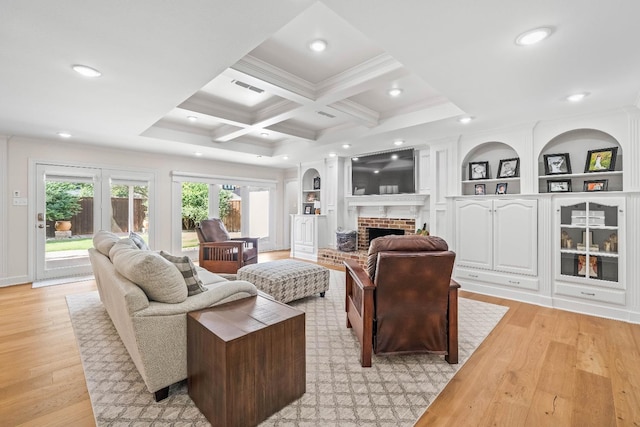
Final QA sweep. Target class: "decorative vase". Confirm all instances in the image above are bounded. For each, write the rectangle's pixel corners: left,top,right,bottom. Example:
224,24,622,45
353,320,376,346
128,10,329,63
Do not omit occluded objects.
54,220,72,231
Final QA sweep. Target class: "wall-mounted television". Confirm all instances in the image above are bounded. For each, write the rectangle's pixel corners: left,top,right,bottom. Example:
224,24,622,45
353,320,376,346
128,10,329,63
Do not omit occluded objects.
351,148,416,195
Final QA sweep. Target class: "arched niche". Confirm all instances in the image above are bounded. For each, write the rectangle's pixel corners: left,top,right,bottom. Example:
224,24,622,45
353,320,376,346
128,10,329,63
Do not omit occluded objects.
537,129,622,193
461,141,520,195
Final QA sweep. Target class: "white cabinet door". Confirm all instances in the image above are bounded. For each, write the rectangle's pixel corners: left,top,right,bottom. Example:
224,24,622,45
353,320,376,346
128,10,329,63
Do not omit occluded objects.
300,216,315,246
455,200,493,270
493,199,538,276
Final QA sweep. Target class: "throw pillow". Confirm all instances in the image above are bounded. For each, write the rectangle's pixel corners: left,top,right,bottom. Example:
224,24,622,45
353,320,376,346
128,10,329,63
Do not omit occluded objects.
110,239,187,303
93,230,121,257
129,231,150,250
159,251,208,296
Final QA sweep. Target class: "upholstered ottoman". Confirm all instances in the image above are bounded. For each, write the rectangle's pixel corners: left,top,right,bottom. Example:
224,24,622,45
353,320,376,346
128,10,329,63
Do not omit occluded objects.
237,260,330,303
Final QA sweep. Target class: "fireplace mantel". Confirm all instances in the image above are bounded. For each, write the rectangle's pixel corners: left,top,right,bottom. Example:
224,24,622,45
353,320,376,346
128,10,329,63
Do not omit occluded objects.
345,193,429,219
345,193,429,208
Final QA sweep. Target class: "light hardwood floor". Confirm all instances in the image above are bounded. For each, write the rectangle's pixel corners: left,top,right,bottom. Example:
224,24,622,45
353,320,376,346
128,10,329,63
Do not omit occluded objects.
1,251,639,426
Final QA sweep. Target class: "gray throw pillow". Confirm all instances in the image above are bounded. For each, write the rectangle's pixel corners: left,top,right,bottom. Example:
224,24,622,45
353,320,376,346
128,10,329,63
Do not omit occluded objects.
159,251,208,296
129,231,150,250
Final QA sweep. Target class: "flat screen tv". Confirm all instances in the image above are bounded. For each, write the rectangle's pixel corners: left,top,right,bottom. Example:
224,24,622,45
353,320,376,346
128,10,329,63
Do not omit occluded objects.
351,148,416,195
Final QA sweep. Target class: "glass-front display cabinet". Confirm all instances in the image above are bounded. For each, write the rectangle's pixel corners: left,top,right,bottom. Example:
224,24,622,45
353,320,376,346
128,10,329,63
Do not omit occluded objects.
556,198,624,287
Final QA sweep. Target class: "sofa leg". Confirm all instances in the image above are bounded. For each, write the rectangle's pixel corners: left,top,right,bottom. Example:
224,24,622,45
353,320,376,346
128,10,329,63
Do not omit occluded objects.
320,292,325,297
154,386,169,402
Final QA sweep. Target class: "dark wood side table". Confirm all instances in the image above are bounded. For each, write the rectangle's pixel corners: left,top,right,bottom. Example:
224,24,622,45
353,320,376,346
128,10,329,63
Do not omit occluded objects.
187,293,305,427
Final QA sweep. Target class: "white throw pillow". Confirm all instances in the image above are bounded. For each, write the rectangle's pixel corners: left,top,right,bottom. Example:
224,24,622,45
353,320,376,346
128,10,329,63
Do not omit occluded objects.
93,230,121,257
110,239,188,303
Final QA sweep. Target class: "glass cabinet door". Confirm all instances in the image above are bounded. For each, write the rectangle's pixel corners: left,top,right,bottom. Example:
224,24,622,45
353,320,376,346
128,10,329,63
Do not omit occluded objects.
558,200,621,284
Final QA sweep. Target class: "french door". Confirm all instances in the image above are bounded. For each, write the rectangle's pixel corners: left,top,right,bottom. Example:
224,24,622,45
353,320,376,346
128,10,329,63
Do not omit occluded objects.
35,164,153,281
36,164,102,280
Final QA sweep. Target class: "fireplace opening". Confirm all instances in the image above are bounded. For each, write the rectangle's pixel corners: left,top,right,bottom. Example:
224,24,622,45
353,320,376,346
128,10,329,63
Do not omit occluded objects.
367,227,405,246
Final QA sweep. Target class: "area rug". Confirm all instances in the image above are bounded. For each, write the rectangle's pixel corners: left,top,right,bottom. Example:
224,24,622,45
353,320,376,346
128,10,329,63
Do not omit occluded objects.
66,271,508,426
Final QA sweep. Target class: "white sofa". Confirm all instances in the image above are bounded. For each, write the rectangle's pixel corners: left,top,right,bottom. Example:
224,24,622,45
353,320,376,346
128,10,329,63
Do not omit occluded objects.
88,231,258,401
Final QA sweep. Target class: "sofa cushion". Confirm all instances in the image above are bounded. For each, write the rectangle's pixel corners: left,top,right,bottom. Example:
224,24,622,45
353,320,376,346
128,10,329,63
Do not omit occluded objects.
129,231,150,250
159,251,208,296
110,239,188,304
93,230,121,257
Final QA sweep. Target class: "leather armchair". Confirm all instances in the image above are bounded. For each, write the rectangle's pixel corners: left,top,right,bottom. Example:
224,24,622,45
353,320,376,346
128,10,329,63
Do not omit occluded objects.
344,234,460,367
195,218,258,274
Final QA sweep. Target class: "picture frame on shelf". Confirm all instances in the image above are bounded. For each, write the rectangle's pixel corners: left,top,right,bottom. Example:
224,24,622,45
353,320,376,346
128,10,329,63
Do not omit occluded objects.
584,147,617,173
306,192,317,202
547,179,572,193
543,153,572,175
474,183,486,195
583,179,608,192
575,254,601,279
303,204,313,215
497,157,520,178
313,177,321,190
495,182,508,194
469,161,489,180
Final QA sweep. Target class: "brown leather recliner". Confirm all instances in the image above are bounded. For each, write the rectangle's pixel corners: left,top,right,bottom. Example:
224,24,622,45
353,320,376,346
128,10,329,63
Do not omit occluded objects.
195,218,258,274
344,234,460,367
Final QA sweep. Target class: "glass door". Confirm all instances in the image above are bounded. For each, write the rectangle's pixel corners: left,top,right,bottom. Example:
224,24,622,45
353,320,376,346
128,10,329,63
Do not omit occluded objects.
558,199,622,285
36,164,101,280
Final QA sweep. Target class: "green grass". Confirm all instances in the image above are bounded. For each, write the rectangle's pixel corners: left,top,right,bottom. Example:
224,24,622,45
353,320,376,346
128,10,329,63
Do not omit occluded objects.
45,237,94,252
45,231,199,252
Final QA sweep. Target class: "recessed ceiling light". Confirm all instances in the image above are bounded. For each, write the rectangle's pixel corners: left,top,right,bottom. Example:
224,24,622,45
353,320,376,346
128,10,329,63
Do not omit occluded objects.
388,88,403,97
391,154,399,160
260,132,269,137
194,152,203,157
352,157,359,161
57,132,72,138
257,155,263,158
342,144,351,149
72,64,102,78
329,152,337,157
566,92,589,102
187,116,198,122
458,116,473,124
393,139,404,146
309,39,327,52
373,170,380,174
283,155,289,160
515,27,552,46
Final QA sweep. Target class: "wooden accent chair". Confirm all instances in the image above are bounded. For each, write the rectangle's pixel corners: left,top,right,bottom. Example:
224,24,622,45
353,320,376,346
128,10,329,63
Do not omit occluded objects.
344,234,460,367
195,218,258,274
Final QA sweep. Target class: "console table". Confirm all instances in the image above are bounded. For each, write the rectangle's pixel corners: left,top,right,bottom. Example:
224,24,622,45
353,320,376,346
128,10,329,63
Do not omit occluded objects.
187,293,305,427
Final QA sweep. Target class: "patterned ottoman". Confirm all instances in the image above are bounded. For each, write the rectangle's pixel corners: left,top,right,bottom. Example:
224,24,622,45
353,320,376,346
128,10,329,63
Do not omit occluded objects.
237,260,330,303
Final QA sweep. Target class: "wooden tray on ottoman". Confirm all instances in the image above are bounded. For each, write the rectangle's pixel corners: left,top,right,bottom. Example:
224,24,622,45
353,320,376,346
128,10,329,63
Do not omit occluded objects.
187,293,305,427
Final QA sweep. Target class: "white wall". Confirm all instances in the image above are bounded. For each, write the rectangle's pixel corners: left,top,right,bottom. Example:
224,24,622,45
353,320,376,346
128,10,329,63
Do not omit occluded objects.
2,136,287,286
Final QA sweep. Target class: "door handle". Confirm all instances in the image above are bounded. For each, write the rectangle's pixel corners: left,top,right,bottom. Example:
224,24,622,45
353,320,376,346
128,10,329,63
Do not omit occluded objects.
38,224,45,229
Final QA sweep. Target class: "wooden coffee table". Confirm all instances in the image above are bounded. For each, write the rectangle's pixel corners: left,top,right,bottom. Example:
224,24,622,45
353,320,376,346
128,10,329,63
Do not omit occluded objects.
187,293,305,427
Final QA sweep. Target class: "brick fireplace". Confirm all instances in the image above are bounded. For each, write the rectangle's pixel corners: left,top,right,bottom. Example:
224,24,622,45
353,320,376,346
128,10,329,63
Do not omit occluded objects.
318,216,416,268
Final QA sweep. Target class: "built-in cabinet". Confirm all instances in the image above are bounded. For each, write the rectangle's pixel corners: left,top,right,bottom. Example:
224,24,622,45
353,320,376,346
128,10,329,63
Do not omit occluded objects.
290,214,327,262
554,197,625,305
301,167,322,215
455,198,538,291
451,120,639,323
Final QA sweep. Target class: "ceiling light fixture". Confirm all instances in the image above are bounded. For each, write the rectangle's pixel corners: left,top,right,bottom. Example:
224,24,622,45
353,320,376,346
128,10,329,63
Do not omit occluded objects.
187,116,197,122
352,157,359,161
260,132,269,137
566,92,589,102
515,27,552,46
309,39,328,52
72,64,102,78
194,152,203,157
342,144,351,149
328,152,337,157
57,132,72,138
391,154,399,160
458,116,473,124
388,88,403,97
283,155,289,160
393,139,404,146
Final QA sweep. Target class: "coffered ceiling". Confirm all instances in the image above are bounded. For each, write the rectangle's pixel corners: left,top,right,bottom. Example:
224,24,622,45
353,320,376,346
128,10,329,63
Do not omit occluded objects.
2,1,640,168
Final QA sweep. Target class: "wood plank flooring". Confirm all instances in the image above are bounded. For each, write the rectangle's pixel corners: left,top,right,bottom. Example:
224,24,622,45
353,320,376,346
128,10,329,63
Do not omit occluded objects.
1,251,639,426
